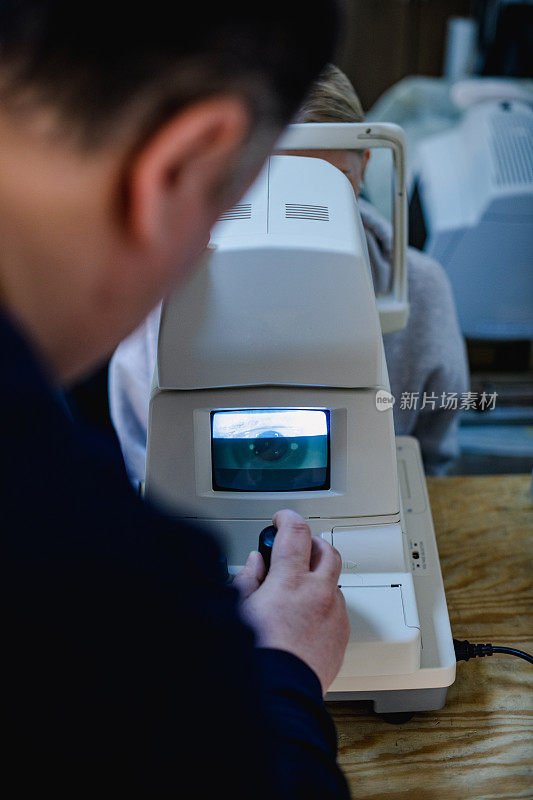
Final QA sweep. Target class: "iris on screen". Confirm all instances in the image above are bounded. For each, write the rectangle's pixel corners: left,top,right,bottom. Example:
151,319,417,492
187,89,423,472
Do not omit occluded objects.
211,409,330,492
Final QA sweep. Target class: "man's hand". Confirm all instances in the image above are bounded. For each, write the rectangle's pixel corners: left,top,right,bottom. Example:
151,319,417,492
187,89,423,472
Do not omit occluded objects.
233,509,349,695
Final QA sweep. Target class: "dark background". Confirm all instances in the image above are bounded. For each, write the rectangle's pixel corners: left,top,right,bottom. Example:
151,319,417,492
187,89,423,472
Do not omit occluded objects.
338,0,472,111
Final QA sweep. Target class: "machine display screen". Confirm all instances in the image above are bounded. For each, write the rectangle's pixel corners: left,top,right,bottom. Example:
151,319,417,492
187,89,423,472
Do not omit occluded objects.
211,409,330,492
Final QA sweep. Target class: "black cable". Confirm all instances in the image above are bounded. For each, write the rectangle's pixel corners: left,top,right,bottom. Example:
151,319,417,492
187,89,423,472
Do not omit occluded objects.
453,638,533,665
490,646,533,665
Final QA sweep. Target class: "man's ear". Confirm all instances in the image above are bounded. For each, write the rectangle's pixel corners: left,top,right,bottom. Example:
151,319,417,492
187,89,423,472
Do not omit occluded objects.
125,95,251,251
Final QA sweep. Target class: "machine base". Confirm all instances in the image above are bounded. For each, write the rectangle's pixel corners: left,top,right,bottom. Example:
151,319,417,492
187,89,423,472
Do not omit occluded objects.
324,436,455,712
326,686,448,714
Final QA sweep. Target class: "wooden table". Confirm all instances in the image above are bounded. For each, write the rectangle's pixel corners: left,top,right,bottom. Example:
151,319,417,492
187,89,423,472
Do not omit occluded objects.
328,475,533,800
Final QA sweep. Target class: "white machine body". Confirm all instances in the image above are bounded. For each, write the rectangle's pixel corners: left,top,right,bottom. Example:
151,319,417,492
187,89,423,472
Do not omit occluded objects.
415,99,533,339
146,125,455,711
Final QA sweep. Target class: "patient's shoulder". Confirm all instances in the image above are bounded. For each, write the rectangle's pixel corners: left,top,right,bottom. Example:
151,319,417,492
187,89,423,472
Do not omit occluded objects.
406,247,455,311
109,303,161,379
400,247,465,370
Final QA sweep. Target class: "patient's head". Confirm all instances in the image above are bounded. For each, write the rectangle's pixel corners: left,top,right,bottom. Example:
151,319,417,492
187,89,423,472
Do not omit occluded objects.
289,64,370,197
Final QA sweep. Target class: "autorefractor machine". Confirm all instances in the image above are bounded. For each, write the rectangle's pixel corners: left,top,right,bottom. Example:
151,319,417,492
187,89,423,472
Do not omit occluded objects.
145,123,456,717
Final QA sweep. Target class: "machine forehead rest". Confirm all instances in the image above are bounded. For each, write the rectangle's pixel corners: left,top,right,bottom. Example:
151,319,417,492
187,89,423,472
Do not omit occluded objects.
157,156,382,391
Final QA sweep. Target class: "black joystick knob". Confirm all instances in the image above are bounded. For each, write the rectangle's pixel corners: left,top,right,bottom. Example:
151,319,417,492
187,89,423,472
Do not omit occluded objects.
258,525,277,572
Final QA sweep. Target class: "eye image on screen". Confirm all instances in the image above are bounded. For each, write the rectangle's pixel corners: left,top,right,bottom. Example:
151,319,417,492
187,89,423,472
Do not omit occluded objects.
211,409,330,492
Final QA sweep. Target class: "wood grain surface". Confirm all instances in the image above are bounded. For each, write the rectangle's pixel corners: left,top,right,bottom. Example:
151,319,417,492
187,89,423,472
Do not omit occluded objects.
328,475,533,800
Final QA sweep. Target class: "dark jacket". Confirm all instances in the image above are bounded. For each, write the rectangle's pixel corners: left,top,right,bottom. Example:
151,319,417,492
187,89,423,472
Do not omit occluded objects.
1,311,349,798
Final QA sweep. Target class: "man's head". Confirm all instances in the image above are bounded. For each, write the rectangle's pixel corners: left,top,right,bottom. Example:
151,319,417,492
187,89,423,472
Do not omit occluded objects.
290,63,370,197
0,1,340,381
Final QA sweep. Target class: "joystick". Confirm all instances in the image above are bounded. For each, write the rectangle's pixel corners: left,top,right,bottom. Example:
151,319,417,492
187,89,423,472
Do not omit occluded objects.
258,525,277,571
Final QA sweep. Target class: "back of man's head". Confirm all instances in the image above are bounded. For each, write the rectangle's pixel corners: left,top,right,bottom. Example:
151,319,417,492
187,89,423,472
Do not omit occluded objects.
0,2,342,382
0,1,341,149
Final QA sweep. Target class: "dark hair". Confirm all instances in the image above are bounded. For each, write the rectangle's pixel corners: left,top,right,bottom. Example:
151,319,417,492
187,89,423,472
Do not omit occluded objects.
0,2,341,148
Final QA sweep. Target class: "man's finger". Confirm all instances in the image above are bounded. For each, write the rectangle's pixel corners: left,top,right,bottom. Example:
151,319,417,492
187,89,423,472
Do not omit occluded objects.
233,550,266,601
270,509,313,577
309,536,342,583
